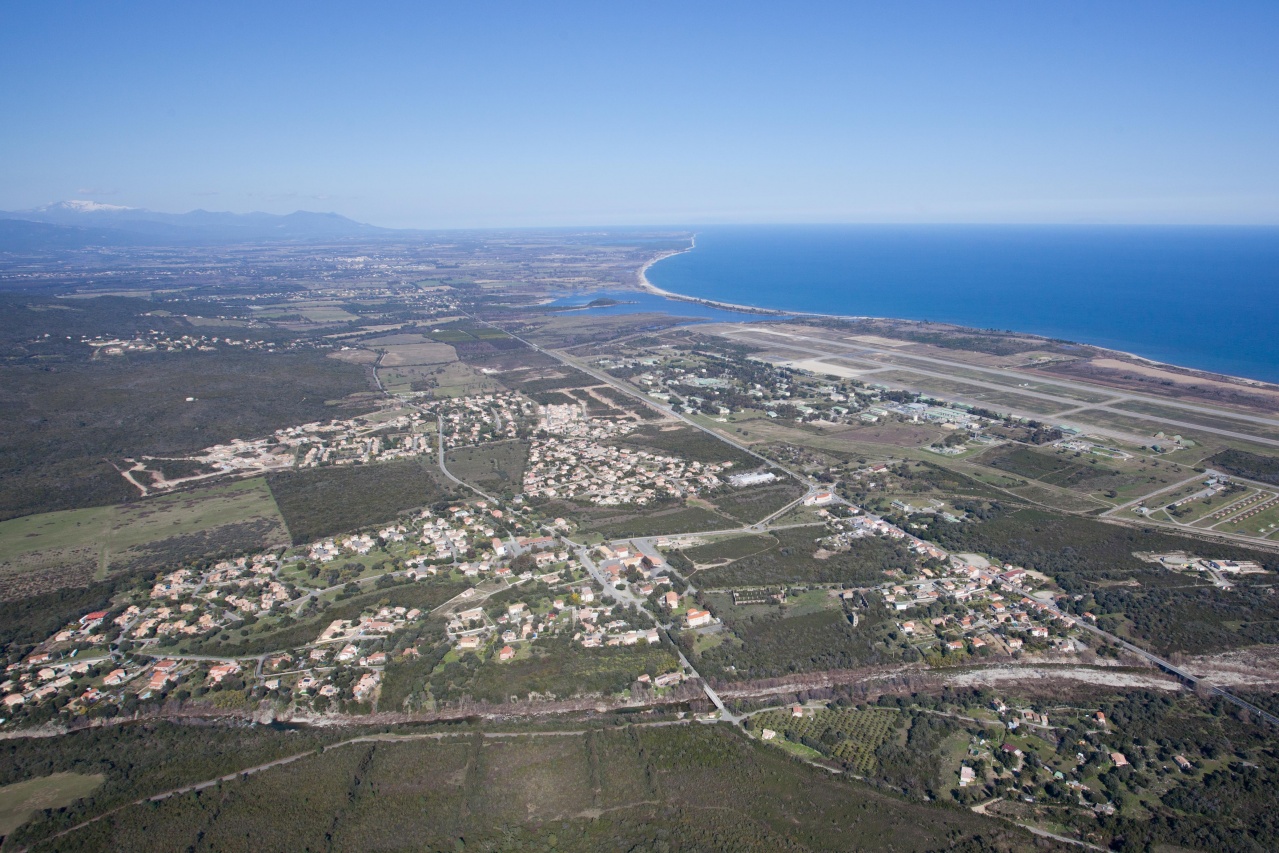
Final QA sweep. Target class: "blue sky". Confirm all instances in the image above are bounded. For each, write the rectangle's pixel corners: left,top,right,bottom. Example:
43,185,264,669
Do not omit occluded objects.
1,1,1276,227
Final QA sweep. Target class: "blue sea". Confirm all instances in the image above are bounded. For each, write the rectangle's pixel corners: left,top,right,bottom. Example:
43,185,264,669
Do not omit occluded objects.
641,225,1279,383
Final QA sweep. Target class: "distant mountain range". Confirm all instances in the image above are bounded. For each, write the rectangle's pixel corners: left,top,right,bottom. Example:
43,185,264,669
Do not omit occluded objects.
0,200,402,249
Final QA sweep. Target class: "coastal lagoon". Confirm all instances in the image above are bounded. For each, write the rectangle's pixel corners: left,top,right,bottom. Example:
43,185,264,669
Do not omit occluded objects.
646,225,1279,382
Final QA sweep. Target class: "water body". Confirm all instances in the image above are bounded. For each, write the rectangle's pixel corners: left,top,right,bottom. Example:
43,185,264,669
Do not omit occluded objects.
645,225,1279,383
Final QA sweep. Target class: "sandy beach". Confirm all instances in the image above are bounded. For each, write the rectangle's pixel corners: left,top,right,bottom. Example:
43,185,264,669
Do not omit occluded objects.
636,235,806,318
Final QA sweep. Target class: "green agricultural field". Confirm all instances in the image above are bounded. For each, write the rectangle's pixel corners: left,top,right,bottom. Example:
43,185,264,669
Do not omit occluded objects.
612,424,759,468
876,459,1014,501
591,384,662,419
565,387,625,417
412,360,501,397
526,389,578,406
686,595,901,681
0,477,288,601
1000,481,1112,513
0,772,104,837
294,305,361,323
444,439,530,495
374,342,458,367
268,460,459,544
499,368,599,395
710,478,807,524
425,328,475,342
743,424,960,469
696,527,912,588
469,641,679,702
674,533,777,565
748,707,899,774
578,504,733,539
978,445,1121,489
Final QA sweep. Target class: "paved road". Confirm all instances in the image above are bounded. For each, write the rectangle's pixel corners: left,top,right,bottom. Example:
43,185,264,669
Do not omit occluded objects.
564,535,739,723
1101,472,1209,517
465,313,815,486
569,541,645,609
435,414,498,502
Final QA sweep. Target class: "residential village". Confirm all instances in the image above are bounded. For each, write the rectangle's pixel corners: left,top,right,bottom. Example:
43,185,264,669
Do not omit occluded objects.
8,340,1269,796
73,329,324,357
0,489,706,724
128,409,437,492
523,402,732,505
434,391,535,449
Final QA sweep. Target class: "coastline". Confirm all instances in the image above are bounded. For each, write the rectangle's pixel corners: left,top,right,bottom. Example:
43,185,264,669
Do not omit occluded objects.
632,239,1279,393
637,235,804,319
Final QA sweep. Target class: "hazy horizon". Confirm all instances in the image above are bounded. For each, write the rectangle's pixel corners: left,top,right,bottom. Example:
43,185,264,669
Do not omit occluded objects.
9,201,1279,234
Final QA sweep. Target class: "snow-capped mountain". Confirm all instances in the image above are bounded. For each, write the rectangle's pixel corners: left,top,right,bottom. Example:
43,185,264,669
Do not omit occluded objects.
35,200,138,214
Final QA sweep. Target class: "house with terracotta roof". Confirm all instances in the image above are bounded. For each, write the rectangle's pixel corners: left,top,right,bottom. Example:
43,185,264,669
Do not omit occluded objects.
207,662,241,684
685,609,713,628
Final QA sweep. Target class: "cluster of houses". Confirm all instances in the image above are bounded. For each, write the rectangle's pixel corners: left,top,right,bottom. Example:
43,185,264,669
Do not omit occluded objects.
442,539,681,659
885,561,1083,656
412,503,512,568
955,698,1198,814
575,601,661,648
2,621,109,711
80,330,315,357
447,576,661,654
290,414,433,468
308,533,380,562
127,555,297,640
429,392,533,449
1,502,506,720
1,595,431,718
524,403,731,505
134,409,436,492
318,605,424,649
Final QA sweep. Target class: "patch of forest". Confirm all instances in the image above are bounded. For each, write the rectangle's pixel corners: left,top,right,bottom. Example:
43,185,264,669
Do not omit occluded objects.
0,348,373,521
1208,448,1279,486
11,725,1052,852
